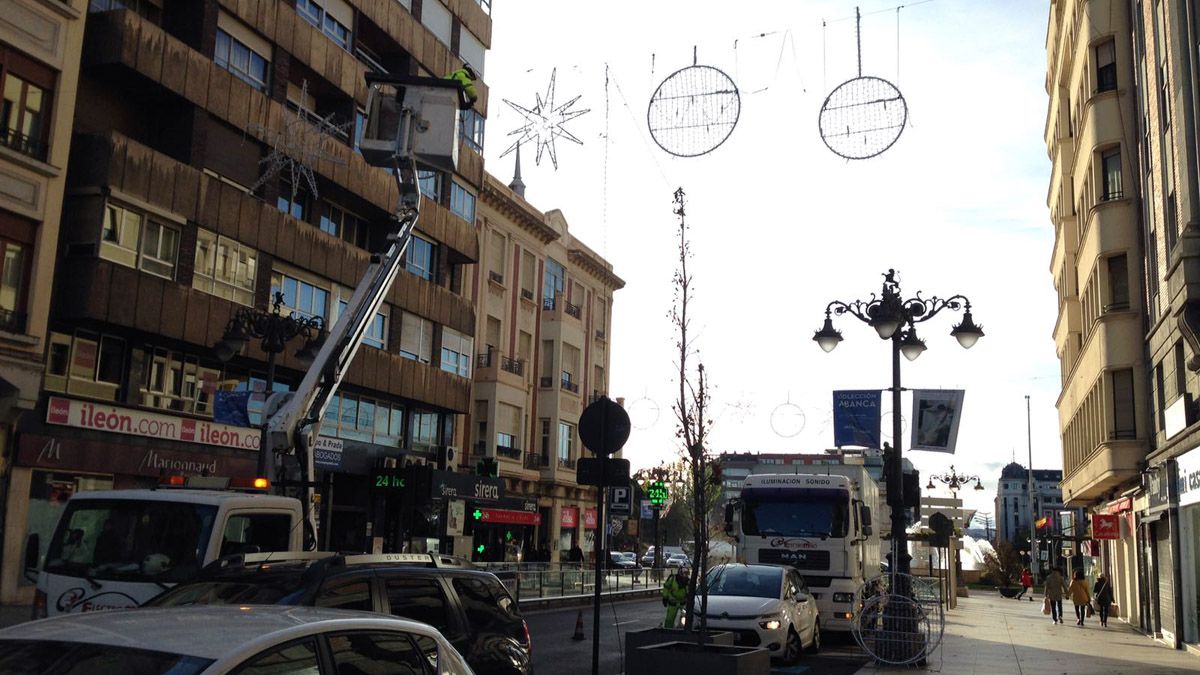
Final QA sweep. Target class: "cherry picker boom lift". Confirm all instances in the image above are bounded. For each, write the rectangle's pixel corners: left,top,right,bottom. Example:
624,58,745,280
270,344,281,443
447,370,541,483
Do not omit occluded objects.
262,73,470,547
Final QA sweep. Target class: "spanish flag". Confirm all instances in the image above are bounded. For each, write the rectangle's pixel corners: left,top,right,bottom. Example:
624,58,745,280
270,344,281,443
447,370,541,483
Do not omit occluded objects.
1035,516,1049,529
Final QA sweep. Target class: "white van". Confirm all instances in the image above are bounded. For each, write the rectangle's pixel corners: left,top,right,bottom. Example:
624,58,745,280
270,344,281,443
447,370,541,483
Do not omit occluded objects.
28,488,303,618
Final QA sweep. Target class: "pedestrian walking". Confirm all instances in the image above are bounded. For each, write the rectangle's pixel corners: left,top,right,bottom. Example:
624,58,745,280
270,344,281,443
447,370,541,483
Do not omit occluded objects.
661,568,689,628
1093,573,1114,628
1069,568,1091,626
1017,568,1033,600
1044,567,1066,624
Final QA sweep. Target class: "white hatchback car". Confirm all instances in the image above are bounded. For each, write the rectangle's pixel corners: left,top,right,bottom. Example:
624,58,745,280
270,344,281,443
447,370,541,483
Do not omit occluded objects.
0,605,474,674
683,564,819,663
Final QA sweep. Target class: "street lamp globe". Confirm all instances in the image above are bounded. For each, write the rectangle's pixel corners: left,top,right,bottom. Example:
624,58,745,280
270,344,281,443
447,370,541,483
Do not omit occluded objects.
899,328,927,362
951,311,985,349
812,317,843,353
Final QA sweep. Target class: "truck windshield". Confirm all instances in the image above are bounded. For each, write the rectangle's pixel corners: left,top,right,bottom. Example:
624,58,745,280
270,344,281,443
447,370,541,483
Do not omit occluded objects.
44,500,218,583
742,495,848,538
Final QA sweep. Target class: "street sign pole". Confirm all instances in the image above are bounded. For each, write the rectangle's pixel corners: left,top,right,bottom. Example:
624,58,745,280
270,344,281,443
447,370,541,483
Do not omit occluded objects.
592,455,606,675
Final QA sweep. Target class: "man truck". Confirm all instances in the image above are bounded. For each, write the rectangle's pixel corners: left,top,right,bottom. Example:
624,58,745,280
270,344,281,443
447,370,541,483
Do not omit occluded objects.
725,467,881,633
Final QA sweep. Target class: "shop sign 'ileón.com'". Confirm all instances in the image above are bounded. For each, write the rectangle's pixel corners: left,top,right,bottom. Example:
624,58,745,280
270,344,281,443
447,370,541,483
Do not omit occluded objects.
47,396,261,451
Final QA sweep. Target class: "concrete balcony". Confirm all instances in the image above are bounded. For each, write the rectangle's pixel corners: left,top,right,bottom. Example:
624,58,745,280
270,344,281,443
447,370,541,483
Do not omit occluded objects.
474,351,526,389
1078,198,1137,272
1058,312,1142,422
1062,439,1145,505
1053,297,1081,353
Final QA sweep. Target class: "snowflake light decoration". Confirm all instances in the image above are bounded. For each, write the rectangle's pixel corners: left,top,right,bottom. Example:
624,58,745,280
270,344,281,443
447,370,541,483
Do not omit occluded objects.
500,68,589,169
249,81,351,201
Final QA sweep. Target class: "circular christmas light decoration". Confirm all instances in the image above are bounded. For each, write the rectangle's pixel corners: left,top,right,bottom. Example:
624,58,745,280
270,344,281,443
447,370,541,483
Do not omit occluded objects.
770,401,807,438
627,396,660,430
819,76,907,159
818,8,907,160
647,64,741,157
881,412,908,442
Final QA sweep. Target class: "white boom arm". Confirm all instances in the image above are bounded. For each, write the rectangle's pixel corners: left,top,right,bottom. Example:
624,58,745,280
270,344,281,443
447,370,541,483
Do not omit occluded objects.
262,74,462,547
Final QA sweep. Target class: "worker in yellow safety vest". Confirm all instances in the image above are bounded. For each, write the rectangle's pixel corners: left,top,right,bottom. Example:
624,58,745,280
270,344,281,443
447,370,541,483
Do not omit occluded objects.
445,65,478,110
661,568,689,628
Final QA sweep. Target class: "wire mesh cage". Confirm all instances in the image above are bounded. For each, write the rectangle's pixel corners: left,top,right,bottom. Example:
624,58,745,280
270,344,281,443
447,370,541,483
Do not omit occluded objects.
647,65,741,158
853,573,945,666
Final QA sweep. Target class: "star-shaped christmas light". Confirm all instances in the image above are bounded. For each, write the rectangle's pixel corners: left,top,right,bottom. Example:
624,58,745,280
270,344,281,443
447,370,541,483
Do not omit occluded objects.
500,68,590,170
249,80,350,201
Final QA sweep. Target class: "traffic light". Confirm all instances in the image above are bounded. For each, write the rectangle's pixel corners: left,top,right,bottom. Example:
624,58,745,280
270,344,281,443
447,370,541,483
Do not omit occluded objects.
475,457,498,477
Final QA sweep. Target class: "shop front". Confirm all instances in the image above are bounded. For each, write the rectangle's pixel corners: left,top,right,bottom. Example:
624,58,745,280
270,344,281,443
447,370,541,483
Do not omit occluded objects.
1,396,259,604
1175,445,1200,646
463,496,540,563
1096,494,1137,625
559,505,579,561
1139,460,1178,645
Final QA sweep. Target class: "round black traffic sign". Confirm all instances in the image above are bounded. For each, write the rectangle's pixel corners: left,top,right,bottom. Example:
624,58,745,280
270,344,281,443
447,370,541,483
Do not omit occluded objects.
578,396,631,457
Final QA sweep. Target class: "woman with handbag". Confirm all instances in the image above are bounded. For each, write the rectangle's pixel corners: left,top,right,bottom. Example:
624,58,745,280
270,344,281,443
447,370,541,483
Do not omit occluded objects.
1068,568,1092,626
1093,573,1114,627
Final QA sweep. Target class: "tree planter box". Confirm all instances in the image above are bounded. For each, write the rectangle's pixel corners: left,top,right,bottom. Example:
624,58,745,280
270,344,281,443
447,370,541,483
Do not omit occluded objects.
624,627,734,653
627,641,770,675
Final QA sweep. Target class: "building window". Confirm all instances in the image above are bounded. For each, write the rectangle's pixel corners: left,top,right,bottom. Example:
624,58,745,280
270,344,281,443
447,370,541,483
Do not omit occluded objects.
0,238,27,332
1105,254,1128,311
543,258,564,306
1096,40,1117,92
0,72,48,161
295,0,352,51
45,332,126,401
353,108,366,154
1175,341,1187,400
406,235,436,280
1155,362,1166,431
270,271,329,319
194,229,257,306
214,29,269,92
1101,149,1122,201
399,312,433,363
539,419,551,459
460,109,485,152
409,410,439,451
100,202,180,280
277,181,312,222
323,393,403,446
497,432,515,450
1112,368,1136,440
449,182,475,223
557,421,573,463
418,171,442,201
141,346,221,416
440,327,473,377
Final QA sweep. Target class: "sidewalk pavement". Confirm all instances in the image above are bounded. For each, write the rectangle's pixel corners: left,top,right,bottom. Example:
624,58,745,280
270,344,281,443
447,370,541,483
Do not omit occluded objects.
856,592,1199,675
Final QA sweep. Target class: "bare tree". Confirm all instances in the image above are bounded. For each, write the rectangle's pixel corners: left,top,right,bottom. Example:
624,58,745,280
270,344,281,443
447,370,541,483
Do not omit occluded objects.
669,188,719,637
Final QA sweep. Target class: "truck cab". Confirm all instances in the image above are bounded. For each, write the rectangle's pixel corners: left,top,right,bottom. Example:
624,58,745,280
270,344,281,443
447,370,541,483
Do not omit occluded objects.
30,487,302,618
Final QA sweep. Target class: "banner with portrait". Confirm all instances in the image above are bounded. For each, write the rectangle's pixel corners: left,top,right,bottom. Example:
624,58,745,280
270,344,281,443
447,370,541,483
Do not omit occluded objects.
910,389,965,453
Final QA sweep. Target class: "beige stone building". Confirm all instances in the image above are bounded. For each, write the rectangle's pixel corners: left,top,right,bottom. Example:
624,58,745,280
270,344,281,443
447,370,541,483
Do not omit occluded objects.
467,166,622,562
0,0,86,604
1045,0,1147,631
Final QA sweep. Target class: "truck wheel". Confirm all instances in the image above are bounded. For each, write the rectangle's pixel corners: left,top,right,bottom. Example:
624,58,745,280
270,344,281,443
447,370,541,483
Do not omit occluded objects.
806,620,821,654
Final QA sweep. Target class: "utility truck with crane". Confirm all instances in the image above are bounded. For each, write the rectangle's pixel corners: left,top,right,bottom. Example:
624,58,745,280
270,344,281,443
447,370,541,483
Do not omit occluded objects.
27,73,471,618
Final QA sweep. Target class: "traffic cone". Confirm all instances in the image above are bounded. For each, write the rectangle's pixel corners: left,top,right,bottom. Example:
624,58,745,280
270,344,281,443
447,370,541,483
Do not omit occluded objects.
571,610,585,641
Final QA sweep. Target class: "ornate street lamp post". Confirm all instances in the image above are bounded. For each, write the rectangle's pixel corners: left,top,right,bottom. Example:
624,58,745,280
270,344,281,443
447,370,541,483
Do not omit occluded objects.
814,269,983,578
215,292,325,484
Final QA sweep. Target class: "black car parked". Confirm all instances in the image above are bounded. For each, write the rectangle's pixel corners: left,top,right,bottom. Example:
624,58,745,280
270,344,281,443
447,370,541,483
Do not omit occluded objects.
144,552,532,675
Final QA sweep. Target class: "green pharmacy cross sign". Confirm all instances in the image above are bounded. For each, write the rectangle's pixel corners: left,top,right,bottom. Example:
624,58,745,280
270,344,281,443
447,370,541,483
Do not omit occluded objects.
647,480,668,507
476,544,486,554
473,509,483,520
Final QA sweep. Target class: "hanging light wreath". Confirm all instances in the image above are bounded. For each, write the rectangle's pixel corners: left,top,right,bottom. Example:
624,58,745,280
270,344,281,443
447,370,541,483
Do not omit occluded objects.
647,51,741,158
819,7,907,160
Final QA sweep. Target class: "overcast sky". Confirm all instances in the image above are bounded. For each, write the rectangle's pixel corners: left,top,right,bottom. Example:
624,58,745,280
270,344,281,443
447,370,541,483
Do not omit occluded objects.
480,0,1054,516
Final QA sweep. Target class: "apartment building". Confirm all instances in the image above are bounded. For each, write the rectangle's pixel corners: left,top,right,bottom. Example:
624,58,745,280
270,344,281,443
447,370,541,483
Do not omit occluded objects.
1045,0,1149,636
0,0,492,601
0,0,87,604
994,464,1066,545
467,168,623,562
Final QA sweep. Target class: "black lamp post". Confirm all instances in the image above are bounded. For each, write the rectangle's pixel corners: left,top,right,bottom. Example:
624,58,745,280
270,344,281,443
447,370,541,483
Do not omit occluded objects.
814,270,983,579
926,465,986,497
215,291,325,483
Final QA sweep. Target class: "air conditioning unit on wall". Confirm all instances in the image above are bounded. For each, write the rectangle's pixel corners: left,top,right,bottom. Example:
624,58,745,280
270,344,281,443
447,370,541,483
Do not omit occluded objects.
437,446,460,472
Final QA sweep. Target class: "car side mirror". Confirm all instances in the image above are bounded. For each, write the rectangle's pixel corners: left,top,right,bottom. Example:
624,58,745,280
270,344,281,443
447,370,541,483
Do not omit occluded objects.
23,533,39,582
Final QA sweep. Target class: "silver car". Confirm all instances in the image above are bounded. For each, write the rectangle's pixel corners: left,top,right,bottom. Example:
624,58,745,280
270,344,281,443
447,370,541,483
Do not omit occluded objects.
0,605,474,674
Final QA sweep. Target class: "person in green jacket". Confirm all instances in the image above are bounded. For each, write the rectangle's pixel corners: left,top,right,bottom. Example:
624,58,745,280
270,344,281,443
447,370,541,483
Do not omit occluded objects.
444,65,478,110
662,568,689,628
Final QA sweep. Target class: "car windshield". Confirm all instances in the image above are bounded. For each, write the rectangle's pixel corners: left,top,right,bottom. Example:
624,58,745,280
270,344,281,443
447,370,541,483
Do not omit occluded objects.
144,575,307,607
0,640,213,674
741,493,848,538
44,500,217,583
704,566,782,599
